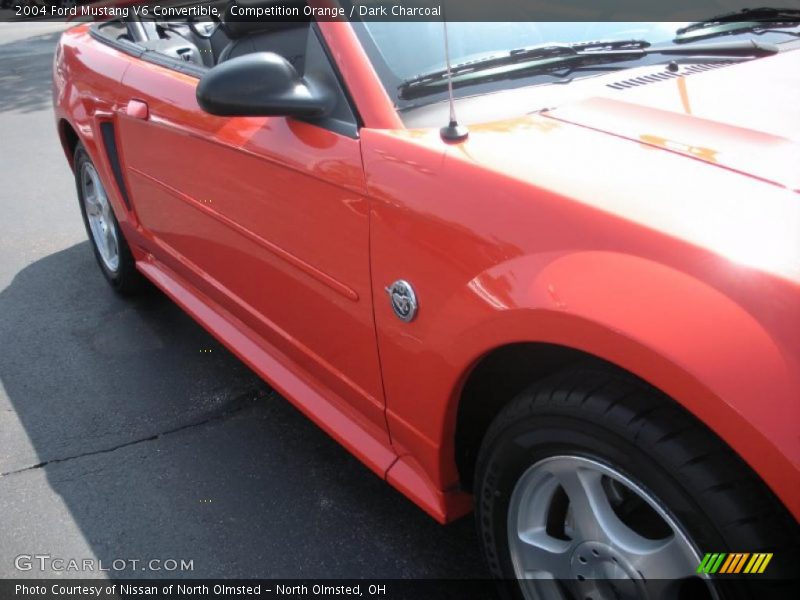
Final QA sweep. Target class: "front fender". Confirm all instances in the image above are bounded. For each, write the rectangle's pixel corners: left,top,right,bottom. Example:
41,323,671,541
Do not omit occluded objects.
365,126,799,522
438,250,799,518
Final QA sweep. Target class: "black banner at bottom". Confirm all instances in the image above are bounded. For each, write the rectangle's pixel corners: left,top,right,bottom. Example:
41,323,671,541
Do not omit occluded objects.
3,579,800,600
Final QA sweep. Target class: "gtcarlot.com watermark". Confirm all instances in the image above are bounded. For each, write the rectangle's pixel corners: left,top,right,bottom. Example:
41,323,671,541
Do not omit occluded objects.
15,554,194,573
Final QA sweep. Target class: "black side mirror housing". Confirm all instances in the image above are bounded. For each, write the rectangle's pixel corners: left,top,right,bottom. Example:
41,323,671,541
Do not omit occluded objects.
196,52,333,118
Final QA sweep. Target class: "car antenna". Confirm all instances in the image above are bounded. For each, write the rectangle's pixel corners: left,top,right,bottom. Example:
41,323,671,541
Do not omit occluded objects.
439,17,469,142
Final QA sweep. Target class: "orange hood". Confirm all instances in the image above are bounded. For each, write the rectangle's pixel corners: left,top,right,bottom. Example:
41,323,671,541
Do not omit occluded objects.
544,48,800,192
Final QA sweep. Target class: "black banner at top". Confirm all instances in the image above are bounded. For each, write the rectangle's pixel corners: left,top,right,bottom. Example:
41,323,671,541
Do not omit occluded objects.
4,0,800,23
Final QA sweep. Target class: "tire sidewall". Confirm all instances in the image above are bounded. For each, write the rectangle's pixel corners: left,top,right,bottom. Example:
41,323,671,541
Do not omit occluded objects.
476,410,739,599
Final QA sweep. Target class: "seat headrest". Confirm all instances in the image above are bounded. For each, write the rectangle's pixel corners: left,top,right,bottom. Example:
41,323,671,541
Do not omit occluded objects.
223,1,310,39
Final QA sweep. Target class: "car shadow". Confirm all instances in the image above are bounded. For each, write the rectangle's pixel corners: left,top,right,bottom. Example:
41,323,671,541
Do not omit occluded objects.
0,242,487,578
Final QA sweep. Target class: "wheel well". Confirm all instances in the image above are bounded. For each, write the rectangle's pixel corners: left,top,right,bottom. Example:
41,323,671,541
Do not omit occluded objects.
59,119,79,167
454,343,618,490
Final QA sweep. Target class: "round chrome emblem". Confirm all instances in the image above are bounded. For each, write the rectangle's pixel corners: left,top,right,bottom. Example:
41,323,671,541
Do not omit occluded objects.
385,280,418,323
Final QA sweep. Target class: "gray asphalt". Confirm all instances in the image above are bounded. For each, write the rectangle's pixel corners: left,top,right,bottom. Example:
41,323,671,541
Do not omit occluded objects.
0,22,486,580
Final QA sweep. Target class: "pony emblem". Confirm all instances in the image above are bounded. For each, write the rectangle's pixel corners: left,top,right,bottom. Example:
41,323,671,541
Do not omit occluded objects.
385,280,418,323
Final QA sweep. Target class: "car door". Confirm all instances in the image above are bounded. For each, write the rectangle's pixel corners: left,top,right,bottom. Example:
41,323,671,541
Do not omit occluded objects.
114,25,387,443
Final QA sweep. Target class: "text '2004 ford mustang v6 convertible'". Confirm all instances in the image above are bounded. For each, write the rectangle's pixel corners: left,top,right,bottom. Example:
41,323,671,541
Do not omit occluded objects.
53,2,800,597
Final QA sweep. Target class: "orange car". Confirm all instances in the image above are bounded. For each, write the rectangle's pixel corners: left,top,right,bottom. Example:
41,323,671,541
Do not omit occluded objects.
53,3,799,596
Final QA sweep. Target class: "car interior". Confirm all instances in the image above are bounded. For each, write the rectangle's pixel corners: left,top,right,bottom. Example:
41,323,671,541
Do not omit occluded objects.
95,0,310,71
93,0,359,136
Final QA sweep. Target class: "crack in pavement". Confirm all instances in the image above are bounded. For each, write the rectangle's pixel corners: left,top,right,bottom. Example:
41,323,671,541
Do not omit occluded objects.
0,388,270,479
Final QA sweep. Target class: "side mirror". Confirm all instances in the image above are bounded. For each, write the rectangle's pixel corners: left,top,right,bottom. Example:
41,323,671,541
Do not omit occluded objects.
196,52,333,118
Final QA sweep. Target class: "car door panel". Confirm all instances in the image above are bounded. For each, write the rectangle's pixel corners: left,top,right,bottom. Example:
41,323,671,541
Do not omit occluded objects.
115,58,387,441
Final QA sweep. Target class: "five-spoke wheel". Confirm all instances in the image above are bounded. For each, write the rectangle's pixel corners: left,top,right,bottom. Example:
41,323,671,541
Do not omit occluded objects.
81,161,120,273
475,367,796,600
74,144,143,294
508,456,706,600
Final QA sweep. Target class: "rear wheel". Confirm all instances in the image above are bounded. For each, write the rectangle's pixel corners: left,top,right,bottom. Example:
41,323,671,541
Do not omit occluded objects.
74,145,143,295
474,367,798,600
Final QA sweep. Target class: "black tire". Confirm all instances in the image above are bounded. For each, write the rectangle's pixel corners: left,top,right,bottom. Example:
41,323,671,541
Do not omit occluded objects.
475,366,799,600
74,144,144,295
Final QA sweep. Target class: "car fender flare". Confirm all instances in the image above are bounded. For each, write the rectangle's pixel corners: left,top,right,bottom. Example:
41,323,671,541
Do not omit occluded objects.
440,250,798,517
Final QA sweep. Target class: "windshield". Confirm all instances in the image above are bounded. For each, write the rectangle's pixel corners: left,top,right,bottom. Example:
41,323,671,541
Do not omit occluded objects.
352,21,798,110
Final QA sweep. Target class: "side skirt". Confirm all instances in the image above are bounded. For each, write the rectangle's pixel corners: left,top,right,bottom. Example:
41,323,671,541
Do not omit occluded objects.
134,254,466,522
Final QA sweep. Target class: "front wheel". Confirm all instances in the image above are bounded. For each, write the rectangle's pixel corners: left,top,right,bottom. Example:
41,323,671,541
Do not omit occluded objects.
475,367,798,600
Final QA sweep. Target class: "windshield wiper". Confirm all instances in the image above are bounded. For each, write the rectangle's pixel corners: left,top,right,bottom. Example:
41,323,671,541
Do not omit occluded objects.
398,39,779,100
676,6,800,40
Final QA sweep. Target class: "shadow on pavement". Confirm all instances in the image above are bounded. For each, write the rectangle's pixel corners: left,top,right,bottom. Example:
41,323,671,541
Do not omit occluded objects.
0,242,486,578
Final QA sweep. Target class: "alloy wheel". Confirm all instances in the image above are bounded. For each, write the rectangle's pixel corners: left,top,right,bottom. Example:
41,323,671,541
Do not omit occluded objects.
80,162,120,273
507,455,714,600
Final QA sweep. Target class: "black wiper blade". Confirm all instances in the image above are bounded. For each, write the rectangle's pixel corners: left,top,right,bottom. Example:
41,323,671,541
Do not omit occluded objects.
676,6,800,37
398,39,778,100
674,22,800,43
398,40,651,98
655,39,780,55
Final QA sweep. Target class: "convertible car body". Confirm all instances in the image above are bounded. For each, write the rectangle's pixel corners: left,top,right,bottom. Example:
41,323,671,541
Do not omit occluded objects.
54,2,799,592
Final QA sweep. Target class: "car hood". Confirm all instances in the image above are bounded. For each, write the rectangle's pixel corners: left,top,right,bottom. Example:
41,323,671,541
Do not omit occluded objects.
544,49,800,192
398,51,800,283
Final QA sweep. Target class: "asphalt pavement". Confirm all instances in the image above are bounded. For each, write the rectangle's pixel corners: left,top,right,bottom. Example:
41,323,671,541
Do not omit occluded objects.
0,22,486,580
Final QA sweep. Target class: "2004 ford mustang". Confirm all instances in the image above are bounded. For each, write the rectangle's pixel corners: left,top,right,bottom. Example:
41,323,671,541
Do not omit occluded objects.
53,2,799,596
